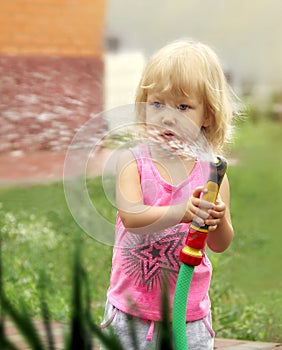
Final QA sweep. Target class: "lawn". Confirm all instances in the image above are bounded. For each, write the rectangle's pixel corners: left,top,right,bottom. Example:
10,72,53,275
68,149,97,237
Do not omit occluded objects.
0,181,114,322
0,120,281,342
210,120,282,341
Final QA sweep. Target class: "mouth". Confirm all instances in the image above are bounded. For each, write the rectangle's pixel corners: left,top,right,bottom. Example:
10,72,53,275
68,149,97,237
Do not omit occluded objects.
147,128,179,144
161,130,176,140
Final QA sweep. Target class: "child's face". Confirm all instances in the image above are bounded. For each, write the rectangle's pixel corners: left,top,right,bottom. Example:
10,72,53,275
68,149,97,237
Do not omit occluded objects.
145,90,208,143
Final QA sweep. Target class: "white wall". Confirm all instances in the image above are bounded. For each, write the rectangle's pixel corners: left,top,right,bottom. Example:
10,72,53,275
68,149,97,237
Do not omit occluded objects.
105,0,282,103
104,51,145,110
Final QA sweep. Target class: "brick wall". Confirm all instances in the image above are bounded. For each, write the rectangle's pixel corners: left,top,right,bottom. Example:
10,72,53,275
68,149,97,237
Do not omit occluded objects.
0,0,105,56
0,0,106,154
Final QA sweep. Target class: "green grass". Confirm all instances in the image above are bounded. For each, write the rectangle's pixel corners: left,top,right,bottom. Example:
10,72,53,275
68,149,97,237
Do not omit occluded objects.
221,120,282,294
0,120,282,342
210,120,282,341
0,180,114,323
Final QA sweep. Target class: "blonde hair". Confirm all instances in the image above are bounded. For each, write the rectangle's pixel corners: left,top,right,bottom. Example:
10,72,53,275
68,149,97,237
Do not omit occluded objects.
135,39,235,153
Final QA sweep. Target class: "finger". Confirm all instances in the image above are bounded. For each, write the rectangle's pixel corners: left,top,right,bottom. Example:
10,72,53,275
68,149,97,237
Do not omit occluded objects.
213,199,225,211
191,197,215,211
199,199,216,210
192,216,205,227
208,209,225,219
208,224,218,231
194,207,210,220
192,186,206,199
205,218,220,226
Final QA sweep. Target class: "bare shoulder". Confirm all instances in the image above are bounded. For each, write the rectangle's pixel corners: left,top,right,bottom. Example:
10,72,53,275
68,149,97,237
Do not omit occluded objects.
219,173,231,204
221,173,230,189
116,149,138,174
116,149,143,207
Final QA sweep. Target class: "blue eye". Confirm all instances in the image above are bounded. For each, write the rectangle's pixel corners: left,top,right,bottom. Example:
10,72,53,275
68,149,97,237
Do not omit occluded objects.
178,104,190,111
152,101,163,109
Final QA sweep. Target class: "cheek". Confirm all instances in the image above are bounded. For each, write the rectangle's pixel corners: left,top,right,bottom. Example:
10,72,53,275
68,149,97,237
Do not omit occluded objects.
178,118,202,140
178,113,199,129
145,109,160,126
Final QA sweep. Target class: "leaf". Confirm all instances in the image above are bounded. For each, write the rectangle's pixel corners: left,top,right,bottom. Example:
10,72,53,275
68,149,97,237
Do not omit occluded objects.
1,295,45,350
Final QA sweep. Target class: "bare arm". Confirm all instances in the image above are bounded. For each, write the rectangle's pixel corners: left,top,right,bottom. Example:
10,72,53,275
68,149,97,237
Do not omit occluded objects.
116,150,214,234
206,174,234,252
116,150,185,234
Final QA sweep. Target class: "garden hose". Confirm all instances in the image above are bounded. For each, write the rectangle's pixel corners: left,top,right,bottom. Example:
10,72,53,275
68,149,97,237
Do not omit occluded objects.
172,156,227,350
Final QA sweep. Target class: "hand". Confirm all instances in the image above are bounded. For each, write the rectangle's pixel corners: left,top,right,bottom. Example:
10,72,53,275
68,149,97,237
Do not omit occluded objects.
205,196,226,231
181,186,215,225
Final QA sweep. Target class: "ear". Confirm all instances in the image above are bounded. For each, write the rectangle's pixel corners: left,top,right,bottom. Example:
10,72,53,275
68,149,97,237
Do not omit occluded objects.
202,115,211,127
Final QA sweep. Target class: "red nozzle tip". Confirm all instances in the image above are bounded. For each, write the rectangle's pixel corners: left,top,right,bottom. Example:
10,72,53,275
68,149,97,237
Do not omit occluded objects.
180,247,203,266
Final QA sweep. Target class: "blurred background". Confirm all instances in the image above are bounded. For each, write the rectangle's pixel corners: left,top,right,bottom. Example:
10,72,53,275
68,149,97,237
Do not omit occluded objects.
0,0,282,180
0,0,282,344
105,0,282,109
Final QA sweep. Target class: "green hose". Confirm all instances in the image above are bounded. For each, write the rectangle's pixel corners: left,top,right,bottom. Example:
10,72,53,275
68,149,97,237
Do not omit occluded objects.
172,264,194,350
172,157,227,349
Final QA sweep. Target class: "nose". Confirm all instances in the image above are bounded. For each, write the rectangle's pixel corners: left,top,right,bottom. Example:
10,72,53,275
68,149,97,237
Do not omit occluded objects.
161,109,176,127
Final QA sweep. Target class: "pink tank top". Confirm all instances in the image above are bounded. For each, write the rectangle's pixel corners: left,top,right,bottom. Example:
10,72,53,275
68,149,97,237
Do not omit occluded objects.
107,144,212,322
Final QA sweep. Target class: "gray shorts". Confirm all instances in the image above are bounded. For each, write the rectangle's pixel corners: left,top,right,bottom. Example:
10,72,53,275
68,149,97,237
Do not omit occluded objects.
100,301,214,350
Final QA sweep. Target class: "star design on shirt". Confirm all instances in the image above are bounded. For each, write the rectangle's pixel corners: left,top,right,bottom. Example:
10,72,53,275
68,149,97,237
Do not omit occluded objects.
150,245,161,258
121,226,186,291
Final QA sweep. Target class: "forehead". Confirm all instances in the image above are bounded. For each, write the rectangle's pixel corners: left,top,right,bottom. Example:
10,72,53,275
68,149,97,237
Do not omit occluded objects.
143,60,205,102
147,88,201,104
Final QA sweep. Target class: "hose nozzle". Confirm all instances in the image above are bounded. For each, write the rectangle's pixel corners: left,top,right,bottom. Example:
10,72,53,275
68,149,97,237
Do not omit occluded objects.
180,156,227,266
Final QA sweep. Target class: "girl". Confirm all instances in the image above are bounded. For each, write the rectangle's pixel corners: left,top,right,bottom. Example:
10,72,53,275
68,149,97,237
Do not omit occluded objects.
101,39,234,349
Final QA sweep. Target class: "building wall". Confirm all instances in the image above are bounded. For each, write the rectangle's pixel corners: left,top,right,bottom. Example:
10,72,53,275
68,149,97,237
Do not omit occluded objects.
0,0,106,154
0,0,105,57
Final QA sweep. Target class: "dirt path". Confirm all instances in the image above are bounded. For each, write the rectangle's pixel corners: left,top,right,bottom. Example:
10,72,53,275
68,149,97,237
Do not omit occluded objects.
4,318,282,350
0,151,66,185
0,147,113,186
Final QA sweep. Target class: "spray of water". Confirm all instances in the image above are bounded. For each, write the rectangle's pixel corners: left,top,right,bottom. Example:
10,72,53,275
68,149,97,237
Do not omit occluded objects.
63,103,215,246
